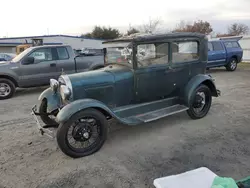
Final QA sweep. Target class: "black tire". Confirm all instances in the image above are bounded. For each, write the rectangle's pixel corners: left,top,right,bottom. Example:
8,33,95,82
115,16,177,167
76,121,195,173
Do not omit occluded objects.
56,108,108,158
0,78,15,100
187,84,212,119
39,99,58,126
226,58,238,71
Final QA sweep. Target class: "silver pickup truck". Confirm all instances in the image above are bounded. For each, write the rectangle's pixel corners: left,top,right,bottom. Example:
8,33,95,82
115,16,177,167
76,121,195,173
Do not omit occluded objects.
0,45,104,99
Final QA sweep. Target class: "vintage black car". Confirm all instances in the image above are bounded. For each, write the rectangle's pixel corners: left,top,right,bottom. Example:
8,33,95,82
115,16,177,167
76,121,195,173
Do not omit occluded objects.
32,32,220,158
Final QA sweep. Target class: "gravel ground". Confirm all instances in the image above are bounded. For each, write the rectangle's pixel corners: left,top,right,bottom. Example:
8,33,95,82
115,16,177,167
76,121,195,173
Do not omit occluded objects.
0,65,250,188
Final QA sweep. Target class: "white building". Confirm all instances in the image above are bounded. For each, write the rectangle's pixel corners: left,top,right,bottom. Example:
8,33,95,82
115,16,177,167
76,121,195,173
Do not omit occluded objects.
0,35,104,53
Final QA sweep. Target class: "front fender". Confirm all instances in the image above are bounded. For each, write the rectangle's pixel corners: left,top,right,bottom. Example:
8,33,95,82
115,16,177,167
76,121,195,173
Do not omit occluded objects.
184,74,219,107
38,88,61,112
56,99,128,124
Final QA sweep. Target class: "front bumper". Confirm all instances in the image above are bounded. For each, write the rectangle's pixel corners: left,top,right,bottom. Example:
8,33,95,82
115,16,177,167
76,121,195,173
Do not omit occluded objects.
31,105,56,139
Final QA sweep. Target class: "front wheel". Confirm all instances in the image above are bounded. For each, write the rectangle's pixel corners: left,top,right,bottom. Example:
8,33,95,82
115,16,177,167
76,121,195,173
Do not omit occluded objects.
56,108,108,158
226,58,237,71
187,84,212,119
0,78,15,100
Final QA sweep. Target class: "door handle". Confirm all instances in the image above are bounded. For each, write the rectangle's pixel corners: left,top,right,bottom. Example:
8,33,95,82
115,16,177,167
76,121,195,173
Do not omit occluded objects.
50,63,56,67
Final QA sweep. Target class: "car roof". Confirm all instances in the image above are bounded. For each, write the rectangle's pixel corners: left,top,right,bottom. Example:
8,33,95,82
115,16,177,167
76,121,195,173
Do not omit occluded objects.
30,44,70,50
103,32,206,44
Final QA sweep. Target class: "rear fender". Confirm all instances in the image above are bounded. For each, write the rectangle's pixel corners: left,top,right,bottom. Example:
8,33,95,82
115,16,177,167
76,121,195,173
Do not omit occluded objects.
184,74,219,107
38,88,61,112
56,99,125,124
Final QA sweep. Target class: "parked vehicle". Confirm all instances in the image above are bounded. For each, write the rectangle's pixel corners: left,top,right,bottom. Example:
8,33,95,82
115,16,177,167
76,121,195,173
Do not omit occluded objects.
0,45,104,99
207,39,243,71
0,53,16,61
32,32,220,158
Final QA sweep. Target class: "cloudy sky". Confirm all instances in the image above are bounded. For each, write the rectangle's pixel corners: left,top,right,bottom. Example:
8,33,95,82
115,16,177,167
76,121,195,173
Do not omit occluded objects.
1,0,249,37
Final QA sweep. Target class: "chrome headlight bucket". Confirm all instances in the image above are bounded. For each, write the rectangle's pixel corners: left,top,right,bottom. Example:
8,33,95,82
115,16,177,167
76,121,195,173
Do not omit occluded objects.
60,85,71,101
50,79,59,93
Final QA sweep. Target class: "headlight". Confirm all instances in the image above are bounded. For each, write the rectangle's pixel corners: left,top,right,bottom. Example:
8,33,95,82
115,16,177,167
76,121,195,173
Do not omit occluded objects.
50,79,59,92
60,85,71,100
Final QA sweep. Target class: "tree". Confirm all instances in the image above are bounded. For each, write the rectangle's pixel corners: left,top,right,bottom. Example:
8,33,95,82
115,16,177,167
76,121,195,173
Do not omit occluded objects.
81,26,121,39
140,18,162,34
174,20,213,35
228,23,249,36
126,27,140,36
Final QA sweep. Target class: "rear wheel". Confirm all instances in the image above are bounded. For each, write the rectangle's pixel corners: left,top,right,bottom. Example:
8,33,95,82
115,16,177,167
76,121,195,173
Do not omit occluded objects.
0,78,15,100
56,108,108,158
226,58,237,71
187,84,212,119
39,99,58,126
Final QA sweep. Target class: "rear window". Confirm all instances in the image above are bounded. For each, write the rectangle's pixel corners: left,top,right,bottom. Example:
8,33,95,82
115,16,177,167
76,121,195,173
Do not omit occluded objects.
224,42,240,48
172,41,199,63
212,42,224,51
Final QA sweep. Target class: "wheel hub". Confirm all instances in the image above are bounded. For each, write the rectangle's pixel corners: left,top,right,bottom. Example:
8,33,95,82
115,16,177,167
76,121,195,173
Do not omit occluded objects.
231,61,237,70
72,124,92,141
0,83,11,97
193,92,205,108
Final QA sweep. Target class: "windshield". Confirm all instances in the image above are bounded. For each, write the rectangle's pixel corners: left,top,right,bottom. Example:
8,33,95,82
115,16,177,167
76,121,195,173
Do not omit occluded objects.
11,48,33,63
104,42,132,65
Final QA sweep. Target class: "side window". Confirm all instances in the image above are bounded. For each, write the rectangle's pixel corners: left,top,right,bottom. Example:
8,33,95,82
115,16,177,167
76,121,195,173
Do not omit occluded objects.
28,48,52,63
208,42,213,51
232,42,239,48
57,47,69,60
212,42,224,51
224,42,233,48
137,43,169,67
172,41,199,63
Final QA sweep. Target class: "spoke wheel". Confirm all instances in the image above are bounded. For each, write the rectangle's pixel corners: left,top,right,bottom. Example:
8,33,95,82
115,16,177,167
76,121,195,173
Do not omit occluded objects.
0,78,15,100
187,84,212,119
226,58,238,71
56,108,108,158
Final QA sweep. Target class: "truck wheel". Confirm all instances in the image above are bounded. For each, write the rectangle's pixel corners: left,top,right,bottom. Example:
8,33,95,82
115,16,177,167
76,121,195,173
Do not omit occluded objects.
187,84,212,119
39,99,58,126
226,58,237,71
56,108,108,158
0,78,15,100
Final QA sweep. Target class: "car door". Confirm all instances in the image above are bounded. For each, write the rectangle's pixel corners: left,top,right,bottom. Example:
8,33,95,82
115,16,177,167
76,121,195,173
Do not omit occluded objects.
55,47,76,76
134,42,177,102
171,40,198,88
208,41,226,67
19,47,58,87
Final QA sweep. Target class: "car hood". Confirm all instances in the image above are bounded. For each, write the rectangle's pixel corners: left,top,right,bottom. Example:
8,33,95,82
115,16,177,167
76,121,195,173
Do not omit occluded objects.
66,64,133,100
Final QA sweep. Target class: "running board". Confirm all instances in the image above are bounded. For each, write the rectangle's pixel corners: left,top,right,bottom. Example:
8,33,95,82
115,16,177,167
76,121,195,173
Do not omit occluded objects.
123,104,188,123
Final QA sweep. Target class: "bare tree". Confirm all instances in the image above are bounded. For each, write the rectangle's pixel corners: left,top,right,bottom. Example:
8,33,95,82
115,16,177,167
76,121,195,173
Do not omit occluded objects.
173,20,213,35
140,18,162,34
126,26,140,36
228,23,249,36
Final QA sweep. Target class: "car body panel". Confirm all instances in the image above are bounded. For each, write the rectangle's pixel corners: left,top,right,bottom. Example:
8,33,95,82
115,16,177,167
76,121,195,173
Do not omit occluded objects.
38,88,61,113
55,98,142,125
184,74,218,107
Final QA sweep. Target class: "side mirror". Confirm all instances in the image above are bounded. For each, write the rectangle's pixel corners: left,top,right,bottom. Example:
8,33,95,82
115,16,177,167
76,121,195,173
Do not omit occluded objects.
22,56,35,65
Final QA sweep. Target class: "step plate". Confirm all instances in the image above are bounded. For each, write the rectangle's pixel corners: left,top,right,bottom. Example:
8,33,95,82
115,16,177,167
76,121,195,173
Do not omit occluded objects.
136,105,188,123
